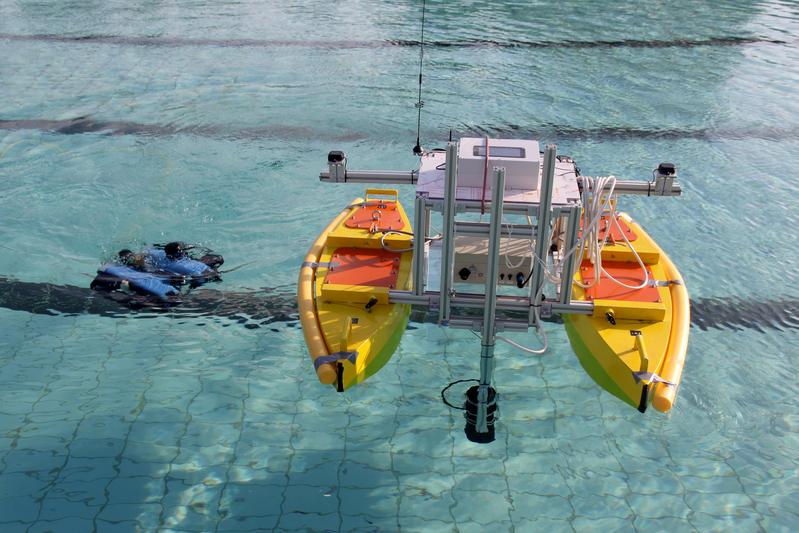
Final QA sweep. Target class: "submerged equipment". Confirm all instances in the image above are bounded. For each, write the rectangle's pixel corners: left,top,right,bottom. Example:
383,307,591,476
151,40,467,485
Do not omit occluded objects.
463,385,498,443
91,242,224,299
441,378,498,443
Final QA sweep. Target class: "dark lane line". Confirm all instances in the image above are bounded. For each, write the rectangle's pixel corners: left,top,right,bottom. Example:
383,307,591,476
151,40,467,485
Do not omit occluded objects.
465,123,799,142
0,33,790,50
0,116,369,142
3,116,799,142
0,277,797,334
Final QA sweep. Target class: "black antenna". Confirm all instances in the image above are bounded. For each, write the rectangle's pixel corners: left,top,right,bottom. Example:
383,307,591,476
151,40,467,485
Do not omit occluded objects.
412,0,427,156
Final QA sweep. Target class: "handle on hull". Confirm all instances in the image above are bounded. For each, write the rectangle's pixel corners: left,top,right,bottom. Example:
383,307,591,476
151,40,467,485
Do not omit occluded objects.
365,189,399,203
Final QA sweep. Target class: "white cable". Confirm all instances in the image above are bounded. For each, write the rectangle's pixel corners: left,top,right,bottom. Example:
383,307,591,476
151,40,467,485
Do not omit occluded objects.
599,214,649,289
380,230,442,253
509,175,648,363
497,334,547,355
560,175,649,291
502,219,528,270
471,174,650,359
381,231,414,253
523,176,616,291
496,305,548,354
574,175,617,288
527,212,562,287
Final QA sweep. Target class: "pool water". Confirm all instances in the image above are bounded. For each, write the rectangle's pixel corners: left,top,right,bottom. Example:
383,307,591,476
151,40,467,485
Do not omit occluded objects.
1,1,798,531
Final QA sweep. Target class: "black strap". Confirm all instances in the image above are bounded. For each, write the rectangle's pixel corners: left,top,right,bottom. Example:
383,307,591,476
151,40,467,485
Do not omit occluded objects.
637,384,649,413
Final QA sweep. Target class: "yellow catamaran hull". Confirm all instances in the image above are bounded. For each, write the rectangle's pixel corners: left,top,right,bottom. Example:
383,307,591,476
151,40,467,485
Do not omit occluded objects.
563,213,689,413
298,190,413,391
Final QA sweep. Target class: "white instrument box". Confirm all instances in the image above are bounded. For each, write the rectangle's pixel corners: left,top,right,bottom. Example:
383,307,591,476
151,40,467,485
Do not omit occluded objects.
457,137,540,191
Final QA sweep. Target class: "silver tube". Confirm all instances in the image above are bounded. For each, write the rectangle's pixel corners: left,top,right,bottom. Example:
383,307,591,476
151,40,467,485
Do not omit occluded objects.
481,167,505,342
424,204,431,236
548,301,594,315
319,170,418,184
529,145,557,325
476,344,494,433
448,317,530,332
389,290,530,312
576,176,682,196
424,198,540,215
388,291,434,305
494,319,532,332
454,220,535,238
451,294,530,312
384,292,593,316
477,167,505,434
438,143,458,324
452,200,539,214
559,204,581,305
412,194,427,296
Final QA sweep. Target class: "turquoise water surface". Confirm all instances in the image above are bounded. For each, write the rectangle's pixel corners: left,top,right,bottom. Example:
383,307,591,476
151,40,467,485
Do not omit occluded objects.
1,1,799,531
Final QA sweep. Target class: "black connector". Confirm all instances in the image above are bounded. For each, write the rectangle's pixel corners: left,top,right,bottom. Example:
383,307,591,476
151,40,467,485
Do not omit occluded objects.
657,162,676,175
328,150,345,163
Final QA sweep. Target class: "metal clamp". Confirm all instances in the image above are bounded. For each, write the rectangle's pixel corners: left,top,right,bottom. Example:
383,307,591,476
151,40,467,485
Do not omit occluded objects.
301,261,339,269
313,351,358,370
649,279,683,287
632,371,675,387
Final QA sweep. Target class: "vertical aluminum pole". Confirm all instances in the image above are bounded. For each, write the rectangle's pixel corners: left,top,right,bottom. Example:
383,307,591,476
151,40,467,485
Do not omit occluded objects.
559,203,581,305
529,144,557,325
412,193,427,296
438,142,458,324
477,167,505,434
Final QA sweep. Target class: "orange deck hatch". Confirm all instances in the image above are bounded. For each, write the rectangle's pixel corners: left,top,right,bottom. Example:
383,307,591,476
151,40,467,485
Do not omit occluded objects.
326,248,401,289
580,260,659,303
344,202,406,232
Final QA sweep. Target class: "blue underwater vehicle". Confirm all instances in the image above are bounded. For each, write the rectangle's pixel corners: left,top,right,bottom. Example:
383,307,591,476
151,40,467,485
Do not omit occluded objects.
90,242,224,299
